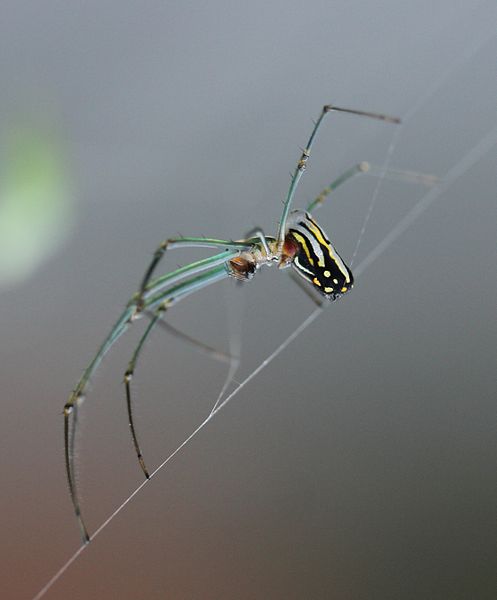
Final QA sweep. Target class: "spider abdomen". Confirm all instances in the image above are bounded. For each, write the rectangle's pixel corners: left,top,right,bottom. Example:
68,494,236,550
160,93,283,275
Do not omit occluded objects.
286,211,354,300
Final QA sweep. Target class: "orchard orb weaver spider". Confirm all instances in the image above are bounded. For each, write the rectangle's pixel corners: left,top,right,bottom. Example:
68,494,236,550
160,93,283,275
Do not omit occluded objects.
64,104,400,543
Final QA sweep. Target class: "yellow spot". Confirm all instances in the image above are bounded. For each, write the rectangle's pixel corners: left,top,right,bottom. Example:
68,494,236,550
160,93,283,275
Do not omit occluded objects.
323,270,331,278
313,277,321,287
333,278,338,284
341,287,347,293
324,287,334,293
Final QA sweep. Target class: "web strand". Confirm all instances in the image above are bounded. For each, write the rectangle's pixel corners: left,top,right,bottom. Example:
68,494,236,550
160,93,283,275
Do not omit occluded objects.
350,127,401,267
209,285,244,415
350,20,496,269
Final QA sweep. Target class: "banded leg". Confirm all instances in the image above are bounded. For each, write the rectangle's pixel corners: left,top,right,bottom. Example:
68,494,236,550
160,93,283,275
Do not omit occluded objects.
125,264,231,478
277,104,400,246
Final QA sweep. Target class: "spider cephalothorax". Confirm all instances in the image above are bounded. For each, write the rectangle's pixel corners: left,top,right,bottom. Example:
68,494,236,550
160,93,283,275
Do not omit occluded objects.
227,254,258,281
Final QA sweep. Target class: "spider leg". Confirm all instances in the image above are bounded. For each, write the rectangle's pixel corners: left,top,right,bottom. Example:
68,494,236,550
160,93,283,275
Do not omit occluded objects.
137,237,251,310
124,264,231,479
65,248,241,543
144,264,230,311
242,228,273,257
306,162,370,213
365,164,439,187
146,311,234,364
124,313,160,479
64,306,133,543
306,162,439,215
277,105,400,247
142,249,242,301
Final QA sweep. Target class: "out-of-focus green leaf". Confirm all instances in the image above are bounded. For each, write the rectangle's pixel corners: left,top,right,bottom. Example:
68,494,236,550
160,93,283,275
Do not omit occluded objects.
0,129,74,287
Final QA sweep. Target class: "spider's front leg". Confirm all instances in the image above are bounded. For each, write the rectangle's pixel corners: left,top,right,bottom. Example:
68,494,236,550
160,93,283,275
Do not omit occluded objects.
134,237,253,312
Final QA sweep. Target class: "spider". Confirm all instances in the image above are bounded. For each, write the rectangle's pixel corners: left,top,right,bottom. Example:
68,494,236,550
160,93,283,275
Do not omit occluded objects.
64,104,400,544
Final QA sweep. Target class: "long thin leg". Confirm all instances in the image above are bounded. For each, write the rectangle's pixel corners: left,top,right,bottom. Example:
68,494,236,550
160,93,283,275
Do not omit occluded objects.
144,264,229,311
137,237,252,309
124,264,231,479
306,162,439,214
242,227,273,257
365,164,439,187
64,306,134,543
142,249,242,302
124,313,162,479
277,104,400,247
65,250,239,543
307,162,370,213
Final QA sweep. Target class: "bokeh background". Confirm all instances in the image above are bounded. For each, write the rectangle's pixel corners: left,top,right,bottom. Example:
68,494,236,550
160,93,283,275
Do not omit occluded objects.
1,2,496,599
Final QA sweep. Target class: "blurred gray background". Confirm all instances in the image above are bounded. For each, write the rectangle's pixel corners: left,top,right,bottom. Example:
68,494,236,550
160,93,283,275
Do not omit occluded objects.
1,2,496,599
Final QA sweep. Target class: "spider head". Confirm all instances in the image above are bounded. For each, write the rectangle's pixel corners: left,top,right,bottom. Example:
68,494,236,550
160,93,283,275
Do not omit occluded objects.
284,211,354,301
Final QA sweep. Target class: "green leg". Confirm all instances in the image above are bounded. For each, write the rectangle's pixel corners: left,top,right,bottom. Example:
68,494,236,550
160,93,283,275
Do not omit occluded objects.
65,249,239,544
64,305,134,543
306,162,438,214
365,164,439,187
306,162,369,213
137,237,252,309
144,264,229,311
125,264,231,478
277,105,400,246
242,228,273,257
141,248,241,302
